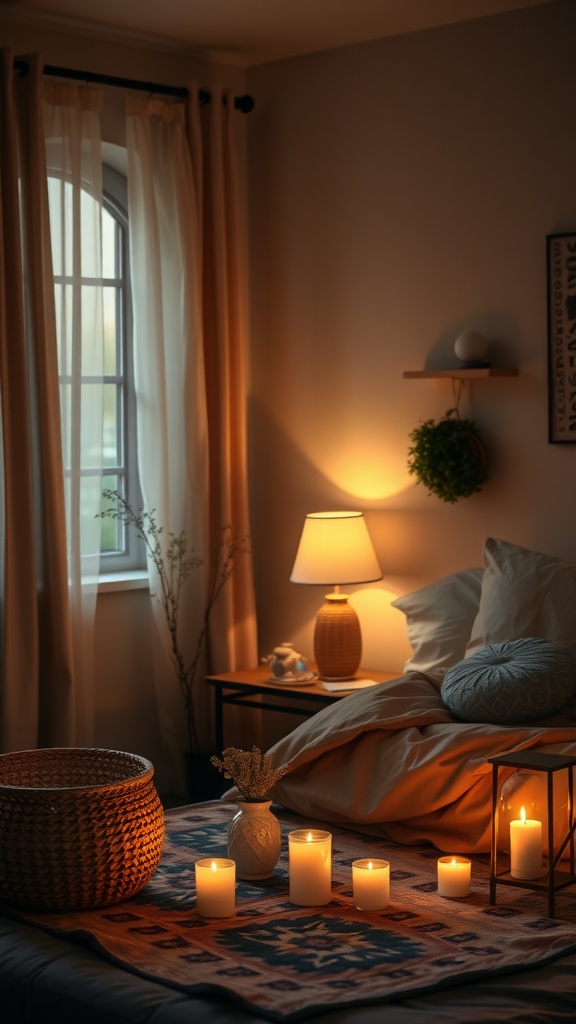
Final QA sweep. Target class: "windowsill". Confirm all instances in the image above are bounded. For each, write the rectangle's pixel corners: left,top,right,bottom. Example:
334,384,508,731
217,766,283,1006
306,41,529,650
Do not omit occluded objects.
98,570,149,593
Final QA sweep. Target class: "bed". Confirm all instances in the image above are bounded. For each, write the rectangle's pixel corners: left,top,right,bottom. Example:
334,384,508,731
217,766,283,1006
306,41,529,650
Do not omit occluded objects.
2,536,576,1022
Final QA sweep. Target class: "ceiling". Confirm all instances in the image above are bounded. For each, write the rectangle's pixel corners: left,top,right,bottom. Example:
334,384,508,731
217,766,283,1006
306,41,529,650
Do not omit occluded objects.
0,0,561,66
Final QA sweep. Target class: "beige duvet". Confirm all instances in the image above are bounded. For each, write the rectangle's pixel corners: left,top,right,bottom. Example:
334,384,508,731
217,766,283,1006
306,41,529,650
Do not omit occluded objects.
267,672,576,853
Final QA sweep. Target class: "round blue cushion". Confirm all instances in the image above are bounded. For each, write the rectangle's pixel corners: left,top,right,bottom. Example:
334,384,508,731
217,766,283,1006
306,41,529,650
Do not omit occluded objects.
441,637,576,724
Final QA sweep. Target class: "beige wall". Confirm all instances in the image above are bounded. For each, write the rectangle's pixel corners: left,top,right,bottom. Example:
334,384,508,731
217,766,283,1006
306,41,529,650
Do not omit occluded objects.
3,1,576,776
246,0,576,675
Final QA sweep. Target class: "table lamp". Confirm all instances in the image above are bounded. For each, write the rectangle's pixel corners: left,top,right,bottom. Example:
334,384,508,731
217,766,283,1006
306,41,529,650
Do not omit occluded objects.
290,511,382,680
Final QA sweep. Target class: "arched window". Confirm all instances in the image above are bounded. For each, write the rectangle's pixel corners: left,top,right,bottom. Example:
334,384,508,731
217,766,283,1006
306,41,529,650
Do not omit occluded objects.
48,163,144,572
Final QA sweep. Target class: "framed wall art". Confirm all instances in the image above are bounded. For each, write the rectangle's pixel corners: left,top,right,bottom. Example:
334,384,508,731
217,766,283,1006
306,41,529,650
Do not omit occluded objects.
547,231,576,443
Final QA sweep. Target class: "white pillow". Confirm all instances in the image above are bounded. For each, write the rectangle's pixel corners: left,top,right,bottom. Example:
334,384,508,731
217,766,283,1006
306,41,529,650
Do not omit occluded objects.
466,538,576,658
392,568,483,673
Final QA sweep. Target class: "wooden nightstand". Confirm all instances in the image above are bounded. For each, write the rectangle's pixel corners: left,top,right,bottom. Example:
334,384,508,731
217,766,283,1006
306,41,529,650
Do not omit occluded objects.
206,665,398,750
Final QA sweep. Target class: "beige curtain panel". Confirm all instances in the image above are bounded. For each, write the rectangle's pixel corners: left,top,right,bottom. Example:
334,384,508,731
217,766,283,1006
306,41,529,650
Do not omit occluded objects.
0,51,77,750
1,51,257,789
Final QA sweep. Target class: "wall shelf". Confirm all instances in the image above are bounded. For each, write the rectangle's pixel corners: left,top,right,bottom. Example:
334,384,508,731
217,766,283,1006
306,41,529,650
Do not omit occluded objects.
403,368,518,380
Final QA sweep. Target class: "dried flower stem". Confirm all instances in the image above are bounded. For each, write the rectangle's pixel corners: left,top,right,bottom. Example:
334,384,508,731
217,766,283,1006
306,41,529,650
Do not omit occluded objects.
210,746,290,801
99,489,249,753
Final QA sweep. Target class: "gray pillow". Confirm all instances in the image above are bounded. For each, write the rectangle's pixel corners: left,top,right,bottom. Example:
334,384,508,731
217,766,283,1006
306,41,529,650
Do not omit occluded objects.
466,538,576,658
441,637,576,724
392,568,483,674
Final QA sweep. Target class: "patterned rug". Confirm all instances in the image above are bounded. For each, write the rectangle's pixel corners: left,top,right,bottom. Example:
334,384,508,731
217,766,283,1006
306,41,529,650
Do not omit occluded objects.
8,801,576,1020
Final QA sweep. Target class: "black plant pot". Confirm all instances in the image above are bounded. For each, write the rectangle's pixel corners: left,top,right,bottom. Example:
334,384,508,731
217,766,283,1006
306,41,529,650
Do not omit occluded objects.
184,752,228,804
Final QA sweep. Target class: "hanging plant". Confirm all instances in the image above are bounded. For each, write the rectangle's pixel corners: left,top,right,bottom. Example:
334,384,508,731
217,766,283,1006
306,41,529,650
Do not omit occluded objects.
407,408,488,503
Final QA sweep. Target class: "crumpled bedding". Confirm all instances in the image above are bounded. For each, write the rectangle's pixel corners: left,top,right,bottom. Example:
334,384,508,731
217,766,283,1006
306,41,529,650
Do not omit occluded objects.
266,671,576,853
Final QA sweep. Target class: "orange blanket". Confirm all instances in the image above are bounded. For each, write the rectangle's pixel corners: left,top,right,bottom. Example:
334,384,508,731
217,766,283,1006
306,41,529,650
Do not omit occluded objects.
266,672,576,853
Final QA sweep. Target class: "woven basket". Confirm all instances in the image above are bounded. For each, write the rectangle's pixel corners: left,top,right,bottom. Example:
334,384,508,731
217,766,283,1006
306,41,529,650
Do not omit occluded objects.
0,747,165,912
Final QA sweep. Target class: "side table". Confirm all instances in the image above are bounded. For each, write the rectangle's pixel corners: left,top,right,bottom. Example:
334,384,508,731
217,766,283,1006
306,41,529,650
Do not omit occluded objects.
206,665,398,751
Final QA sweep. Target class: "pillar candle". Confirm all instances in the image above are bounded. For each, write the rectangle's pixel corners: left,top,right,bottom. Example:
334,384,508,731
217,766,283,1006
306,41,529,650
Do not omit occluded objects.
437,856,471,898
352,858,390,911
195,858,236,917
288,829,332,906
510,806,543,880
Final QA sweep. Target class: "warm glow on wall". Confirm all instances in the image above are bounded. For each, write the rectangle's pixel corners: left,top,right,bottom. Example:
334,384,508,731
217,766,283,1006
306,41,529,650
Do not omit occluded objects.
350,587,411,672
314,440,411,501
261,383,415,502
273,408,412,501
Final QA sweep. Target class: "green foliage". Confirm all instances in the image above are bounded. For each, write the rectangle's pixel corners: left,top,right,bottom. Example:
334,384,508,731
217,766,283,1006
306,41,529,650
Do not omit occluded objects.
407,413,488,504
99,489,249,752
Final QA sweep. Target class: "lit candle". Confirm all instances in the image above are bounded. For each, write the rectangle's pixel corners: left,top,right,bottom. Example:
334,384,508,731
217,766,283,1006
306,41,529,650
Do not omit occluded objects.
288,829,332,906
195,858,236,917
510,806,543,880
437,856,471,898
352,858,390,911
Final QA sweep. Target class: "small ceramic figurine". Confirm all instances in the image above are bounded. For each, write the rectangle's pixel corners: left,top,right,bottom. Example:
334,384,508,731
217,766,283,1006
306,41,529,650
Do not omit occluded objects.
262,642,308,679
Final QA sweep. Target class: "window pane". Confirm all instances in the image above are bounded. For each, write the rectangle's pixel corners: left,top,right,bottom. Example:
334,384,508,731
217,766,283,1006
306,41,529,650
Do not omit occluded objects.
103,383,119,469
47,176,72,276
54,282,73,376
80,187,101,278
103,286,119,376
60,179,73,277
100,474,122,553
59,381,71,472
81,285,104,375
47,176,62,276
79,382,104,470
102,206,117,280
59,381,105,473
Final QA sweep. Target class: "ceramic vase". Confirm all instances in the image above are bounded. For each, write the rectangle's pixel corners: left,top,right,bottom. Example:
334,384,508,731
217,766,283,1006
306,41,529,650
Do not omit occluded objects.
227,800,281,879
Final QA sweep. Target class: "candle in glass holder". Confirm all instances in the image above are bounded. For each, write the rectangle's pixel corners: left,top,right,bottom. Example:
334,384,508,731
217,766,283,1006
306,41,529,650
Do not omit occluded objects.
352,859,390,911
510,806,542,880
437,856,471,898
195,858,236,917
288,829,332,906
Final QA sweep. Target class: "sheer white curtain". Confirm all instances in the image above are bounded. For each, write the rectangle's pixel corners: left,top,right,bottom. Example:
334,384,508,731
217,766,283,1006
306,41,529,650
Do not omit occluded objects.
0,53,104,749
126,95,209,791
43,81,105,744
126,88,258,794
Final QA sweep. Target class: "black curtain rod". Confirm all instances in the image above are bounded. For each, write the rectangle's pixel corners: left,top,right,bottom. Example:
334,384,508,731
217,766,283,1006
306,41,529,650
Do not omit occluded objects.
13,58,254,113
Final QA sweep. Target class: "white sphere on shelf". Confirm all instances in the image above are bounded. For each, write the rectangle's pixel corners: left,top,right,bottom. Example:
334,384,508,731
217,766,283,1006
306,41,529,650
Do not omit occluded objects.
454,330,489,364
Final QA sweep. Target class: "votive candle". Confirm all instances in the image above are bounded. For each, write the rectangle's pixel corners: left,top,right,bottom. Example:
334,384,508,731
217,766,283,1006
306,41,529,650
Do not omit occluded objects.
437,856,471,898
510,806,543,880
195,858,236,917
352,858,390,911
288,829,332,906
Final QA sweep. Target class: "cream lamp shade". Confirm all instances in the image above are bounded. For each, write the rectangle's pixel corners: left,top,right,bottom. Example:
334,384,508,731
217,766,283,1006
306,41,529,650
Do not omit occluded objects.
290,511,382,681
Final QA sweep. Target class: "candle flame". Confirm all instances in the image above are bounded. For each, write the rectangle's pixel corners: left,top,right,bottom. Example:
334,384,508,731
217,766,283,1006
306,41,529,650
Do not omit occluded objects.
520,806,526,824
451,858,457,865
306,831,313,842
368,861,373,870
210,860,217,872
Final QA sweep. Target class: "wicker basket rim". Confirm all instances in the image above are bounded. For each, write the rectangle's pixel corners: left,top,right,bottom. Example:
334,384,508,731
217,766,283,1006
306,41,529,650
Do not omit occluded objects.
0,746,155,793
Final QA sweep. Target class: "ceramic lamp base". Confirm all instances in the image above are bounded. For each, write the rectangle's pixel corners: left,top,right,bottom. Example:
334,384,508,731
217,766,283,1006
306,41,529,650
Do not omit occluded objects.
314,593,362,680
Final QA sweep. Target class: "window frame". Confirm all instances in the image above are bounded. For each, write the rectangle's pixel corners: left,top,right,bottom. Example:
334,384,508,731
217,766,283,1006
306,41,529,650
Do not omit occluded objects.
100,164,145,574
48,159,145,577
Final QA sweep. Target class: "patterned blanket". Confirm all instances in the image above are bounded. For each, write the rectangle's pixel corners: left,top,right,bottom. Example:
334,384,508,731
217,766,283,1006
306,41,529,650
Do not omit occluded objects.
9,802,576,1020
